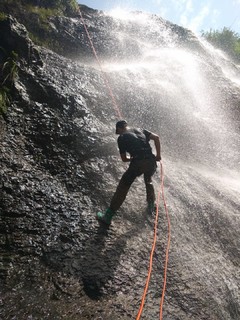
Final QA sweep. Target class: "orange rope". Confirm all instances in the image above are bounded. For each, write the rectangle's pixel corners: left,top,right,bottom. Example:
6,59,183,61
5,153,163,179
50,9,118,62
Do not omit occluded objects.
136,163,162,320
159,162,171,319
78,6,122,119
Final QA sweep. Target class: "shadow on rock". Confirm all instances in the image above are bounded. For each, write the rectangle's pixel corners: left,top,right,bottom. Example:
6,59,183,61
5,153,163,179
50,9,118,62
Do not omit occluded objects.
81,221,139,300
41,218,145,302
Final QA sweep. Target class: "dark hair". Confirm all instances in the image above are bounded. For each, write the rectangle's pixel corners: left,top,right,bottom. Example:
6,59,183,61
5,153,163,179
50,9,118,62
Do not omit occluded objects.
115,120,127,133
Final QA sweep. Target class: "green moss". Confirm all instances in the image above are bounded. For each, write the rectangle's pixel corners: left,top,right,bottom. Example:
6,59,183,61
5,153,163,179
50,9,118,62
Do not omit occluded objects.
2,51,18,85
0,11,7,21
26,5,62,32
28,32,43,46
0,50,19,115
0,87,9,115
0,0,79,54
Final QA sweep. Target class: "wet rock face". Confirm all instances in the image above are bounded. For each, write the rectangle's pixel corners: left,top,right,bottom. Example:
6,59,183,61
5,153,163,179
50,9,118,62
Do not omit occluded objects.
0,16,42,69
0,14,121,319
0,7,240,320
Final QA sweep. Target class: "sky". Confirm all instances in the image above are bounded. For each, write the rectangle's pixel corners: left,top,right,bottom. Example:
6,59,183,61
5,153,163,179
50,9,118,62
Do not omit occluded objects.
78,0,240,34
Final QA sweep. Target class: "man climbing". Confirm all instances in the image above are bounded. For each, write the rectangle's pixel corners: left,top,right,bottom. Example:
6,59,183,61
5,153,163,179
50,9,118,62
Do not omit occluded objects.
96,120,161,225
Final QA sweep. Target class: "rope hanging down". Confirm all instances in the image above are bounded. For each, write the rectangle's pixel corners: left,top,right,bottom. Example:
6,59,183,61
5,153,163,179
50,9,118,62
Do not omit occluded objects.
78,6,171,319
136,162,171,320
159,162,171,319
136,165,162,320
78,6,122,119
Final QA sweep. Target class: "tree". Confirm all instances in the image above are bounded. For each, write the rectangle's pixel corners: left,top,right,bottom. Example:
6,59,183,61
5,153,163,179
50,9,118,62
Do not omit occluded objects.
201,27,240,62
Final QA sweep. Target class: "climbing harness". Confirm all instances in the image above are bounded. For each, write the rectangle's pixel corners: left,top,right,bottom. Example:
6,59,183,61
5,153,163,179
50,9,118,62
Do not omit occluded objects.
78,6,171,319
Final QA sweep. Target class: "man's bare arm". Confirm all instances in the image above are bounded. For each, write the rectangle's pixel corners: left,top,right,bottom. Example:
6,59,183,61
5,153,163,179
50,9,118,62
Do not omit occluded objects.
149,133,161,161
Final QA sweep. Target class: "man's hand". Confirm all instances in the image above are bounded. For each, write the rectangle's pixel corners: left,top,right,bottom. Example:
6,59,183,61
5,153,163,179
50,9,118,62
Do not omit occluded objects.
120,153,131,162
155,155,161,161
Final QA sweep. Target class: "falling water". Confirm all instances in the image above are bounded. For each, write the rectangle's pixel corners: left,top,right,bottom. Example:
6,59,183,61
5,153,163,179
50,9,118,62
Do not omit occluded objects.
97,10,240,168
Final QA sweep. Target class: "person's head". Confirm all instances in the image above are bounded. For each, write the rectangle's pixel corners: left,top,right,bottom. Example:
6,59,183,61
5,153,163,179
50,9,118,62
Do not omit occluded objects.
115,120,128,135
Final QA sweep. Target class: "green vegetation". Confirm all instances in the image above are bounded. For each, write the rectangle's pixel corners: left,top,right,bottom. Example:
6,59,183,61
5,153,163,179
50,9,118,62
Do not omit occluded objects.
27,5,61,33
0,0,79,52
202,27,240,62
0,12,7,21
38,0,79,15
25,1,78,18
0,86,10,115
0,0,79,16
24,1,78,42
2,50,18,85
0,49,19,115
0,0,81,114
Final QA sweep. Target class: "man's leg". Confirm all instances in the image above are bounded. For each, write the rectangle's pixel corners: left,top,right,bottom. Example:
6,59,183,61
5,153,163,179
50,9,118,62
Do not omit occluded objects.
110,166,137,212
143,159,157,213
96,164,138,224
144,173,156,203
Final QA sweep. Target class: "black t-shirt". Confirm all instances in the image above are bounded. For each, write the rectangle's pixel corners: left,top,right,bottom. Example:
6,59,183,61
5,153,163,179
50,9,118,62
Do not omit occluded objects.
117,128,153,157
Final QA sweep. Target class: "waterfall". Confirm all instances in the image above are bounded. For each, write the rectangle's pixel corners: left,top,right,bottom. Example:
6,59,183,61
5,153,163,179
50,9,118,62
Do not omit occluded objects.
86,9,240,170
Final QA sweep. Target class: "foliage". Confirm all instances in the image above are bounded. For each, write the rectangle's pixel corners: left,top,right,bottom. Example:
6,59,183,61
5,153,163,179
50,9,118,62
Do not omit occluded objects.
0,0,79,16
201,27,240,62
39,0,79,15
18,0,79,16
23,1,78,33
26,5,61,32
0,49,19,115
0,12,7,21
0,86,10,115
0,0,80,53
2,51,19,85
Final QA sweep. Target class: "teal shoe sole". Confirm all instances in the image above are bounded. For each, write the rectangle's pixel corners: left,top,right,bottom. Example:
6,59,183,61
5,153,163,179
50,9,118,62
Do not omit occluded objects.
96,212,111,225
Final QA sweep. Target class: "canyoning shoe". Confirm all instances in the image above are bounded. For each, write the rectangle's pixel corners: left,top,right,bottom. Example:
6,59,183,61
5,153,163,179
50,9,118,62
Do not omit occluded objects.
147,201,156,215
96,208,115,225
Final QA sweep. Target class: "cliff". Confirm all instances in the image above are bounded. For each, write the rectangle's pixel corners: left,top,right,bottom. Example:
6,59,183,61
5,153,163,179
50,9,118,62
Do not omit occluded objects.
0,3,240,319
